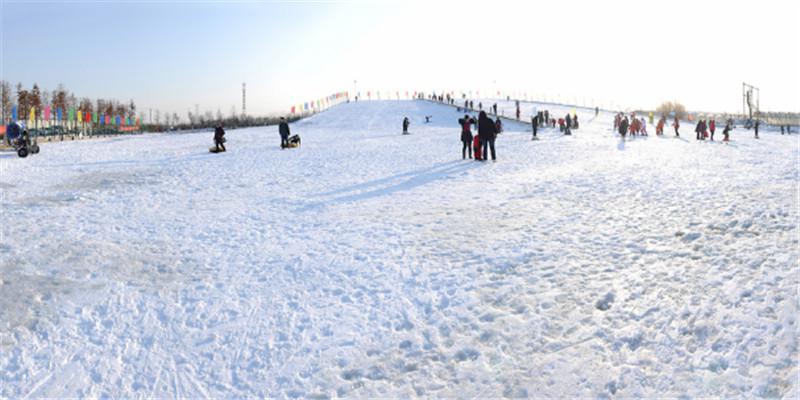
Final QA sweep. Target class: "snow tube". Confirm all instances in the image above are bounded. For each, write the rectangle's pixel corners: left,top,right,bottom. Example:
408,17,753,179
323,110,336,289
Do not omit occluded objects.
473,136,482,161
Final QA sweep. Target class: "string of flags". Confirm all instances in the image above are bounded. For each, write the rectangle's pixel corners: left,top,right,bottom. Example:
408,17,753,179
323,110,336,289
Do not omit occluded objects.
290,91,349,115
9,104,140,128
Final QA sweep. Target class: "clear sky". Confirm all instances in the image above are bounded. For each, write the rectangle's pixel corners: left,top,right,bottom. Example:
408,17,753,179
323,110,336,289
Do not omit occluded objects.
1,0,797,117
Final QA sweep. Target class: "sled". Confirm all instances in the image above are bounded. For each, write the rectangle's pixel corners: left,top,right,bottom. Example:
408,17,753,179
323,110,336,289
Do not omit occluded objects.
473,135,482,161
209,146,226,153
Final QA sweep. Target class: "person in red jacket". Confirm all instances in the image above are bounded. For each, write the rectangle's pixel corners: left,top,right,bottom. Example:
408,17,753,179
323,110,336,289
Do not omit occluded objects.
656,116,665,135
458,114,475,159
709,119,716,140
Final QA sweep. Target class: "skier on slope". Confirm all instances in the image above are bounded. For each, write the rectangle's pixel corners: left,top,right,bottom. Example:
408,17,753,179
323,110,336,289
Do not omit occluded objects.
458,114,476,159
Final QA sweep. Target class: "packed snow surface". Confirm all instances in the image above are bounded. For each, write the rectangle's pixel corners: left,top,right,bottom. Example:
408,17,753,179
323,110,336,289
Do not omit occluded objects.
1,100,798,398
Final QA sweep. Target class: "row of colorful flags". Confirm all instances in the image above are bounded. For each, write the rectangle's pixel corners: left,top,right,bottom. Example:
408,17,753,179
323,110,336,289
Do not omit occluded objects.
290,91,349,115
10,105,140,127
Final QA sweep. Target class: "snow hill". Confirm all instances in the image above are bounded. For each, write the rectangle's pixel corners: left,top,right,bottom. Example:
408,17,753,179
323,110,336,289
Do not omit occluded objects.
1,100,797,398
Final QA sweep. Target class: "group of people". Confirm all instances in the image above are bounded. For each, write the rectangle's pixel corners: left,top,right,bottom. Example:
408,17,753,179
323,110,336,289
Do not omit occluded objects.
211,116,294,152
614,112,735,142
458,111,498,161
694,118,734,141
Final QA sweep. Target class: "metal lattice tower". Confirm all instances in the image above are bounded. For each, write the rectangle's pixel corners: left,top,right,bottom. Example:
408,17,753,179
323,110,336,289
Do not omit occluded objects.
742,82,760,121
242,83,247,117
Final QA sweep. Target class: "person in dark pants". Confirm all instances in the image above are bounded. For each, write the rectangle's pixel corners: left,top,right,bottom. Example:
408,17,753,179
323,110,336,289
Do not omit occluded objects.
279,117,291,148
493,103,497,115
673,117,680,137
619,116,629,138
564,114,572,135
458,114,475,159
402,117,410,134
478,111,497,161
214,123,226,151
531,115,538,139
695,119,703,140
723,121,731,141
754,120,759,138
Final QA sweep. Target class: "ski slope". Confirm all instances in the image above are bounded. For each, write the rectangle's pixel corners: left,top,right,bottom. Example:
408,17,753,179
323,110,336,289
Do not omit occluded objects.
1,100,798,398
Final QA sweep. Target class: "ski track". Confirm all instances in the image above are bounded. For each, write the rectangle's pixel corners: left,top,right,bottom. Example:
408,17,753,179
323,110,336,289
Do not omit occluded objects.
1,100,798,398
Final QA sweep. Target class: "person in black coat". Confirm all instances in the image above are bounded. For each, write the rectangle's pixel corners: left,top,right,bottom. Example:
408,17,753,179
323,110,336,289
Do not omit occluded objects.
458,114,475,159
279,117,291,148
402,117,410,134
564,114,572,135
619,117,629,137
754,119,760,138
214,123,226,151
477,111,497,161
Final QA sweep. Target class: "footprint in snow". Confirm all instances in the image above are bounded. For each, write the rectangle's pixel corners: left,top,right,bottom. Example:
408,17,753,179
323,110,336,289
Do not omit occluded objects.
595,292,615,311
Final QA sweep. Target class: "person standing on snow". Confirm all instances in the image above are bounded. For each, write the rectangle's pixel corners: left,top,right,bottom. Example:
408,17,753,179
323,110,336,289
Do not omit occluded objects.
279,117,291,148
531,112,539,139
402,117,410,134
723,121,731,141
619,116,629,138
478,111,497,161
458,114,475,159
213,123,226,152
656,116,665,135
754,119,760,139
709,119,716,140
565,114,572,135
495,117,503,134
695,119,704,140
493,103,498,115
673,116,680,137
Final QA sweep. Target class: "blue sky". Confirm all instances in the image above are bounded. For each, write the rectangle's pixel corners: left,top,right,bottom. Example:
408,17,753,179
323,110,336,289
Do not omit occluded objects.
2,0,797,117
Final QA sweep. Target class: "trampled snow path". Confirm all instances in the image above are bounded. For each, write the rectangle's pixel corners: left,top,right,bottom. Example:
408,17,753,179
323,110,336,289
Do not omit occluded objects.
1,100,798,398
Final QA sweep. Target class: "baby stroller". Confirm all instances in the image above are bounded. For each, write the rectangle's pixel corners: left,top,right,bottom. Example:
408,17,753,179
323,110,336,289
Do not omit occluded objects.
5,122,40,158
282,134,301,149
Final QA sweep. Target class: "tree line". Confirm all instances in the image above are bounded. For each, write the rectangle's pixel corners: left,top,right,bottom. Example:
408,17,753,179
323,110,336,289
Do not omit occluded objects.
1,80,137,125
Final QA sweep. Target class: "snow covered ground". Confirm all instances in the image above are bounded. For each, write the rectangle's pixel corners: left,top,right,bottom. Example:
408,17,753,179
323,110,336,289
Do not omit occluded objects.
1,100,797,398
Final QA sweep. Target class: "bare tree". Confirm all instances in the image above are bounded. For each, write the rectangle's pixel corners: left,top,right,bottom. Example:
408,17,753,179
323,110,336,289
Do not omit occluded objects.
0,80,10,123
30,84,42,118
127,99,136,119
656,101,687,119
53,83,68,113
16,83,30,120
